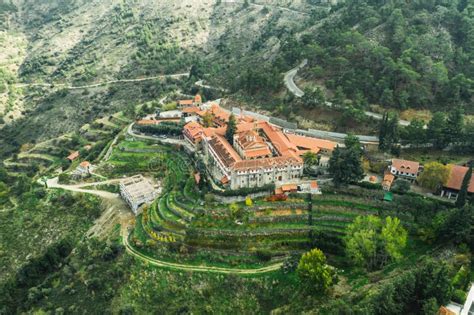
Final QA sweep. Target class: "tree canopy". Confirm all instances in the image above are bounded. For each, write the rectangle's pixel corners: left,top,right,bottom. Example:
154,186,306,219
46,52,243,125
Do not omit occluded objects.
345,215,407,270
296,248,333,293
418,162,451,191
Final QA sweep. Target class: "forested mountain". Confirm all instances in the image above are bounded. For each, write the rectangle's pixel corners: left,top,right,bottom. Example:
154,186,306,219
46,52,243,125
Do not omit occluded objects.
1,2,474,314
288,0,474,111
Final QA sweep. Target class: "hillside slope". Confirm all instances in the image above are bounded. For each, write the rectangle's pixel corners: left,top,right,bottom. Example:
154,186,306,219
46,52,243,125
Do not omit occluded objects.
0,0,327,159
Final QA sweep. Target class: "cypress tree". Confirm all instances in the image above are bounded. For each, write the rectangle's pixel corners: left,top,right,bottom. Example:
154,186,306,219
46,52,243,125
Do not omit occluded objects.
379,112,388,151
225,114,237,145
456,163,472,208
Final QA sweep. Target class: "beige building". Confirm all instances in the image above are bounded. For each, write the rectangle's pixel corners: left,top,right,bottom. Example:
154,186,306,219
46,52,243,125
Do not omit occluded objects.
120,175,157,214
183,104,336,191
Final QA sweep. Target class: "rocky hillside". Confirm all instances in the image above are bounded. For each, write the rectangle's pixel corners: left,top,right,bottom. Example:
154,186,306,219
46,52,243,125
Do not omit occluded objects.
0,0,332,159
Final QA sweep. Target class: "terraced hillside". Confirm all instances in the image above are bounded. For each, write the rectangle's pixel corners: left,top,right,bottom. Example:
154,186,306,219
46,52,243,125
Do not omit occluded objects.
126,147,402,269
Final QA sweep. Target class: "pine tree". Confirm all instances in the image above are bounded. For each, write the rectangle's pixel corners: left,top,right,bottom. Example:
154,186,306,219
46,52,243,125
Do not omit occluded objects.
329,146,364,187
427,112,447,149
456,163,472,208
445,107,464,144
379,112,399,152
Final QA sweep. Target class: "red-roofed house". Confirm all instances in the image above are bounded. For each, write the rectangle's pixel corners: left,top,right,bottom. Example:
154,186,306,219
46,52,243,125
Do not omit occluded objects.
382,174,395,191
182,106,201,117
310,181,320,194
72,161,93,179
178,99,194,107
67,151,80,162
194,94,202,105
389,159,422,182
234,130,272,160
441,164,474,200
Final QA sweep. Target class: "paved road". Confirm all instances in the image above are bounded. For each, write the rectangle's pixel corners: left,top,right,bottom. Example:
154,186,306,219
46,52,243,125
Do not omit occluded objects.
284,59,308,97
363,111,411,127
461,283,474,315
284,60,414,127
13,73,189,90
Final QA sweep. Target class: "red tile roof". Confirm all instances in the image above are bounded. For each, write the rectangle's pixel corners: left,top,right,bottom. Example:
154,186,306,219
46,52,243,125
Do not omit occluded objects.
194,94,202,103
182,106,201,114
203,127,226,137
438,306,456,315
208,134,242,168
285,134,336,153
221,176,229,185
178,99,194,106
382,174,395,188
79,161,91,168
243,148,272,159
236,122,257,133
391,159,420,175
260,122,298,158
445,165,474,193
235,130,272,159
310,181,319,189
281,184,298,192
183,121,204,143
67,151,80,161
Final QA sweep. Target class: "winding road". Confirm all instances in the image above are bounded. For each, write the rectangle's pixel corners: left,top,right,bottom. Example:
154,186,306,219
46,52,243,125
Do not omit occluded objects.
284,59,307,98
284,60,412,127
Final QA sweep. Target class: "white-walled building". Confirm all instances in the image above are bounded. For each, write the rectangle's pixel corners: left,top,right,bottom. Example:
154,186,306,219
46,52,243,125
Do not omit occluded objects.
120,175,157,214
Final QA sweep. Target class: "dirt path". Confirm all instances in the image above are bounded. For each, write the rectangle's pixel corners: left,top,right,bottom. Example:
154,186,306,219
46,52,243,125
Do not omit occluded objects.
47,177,282,274
46,177,132,238
121,222,283,274
46,177,120,199
13,73,189,90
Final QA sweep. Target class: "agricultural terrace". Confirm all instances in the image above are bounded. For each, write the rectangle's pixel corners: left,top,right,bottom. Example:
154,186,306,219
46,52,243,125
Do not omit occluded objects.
126,139,445,276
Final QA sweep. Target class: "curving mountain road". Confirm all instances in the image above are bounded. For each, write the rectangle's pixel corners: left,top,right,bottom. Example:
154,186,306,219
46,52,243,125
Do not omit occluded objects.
284,59,307,97
284,60,413,127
